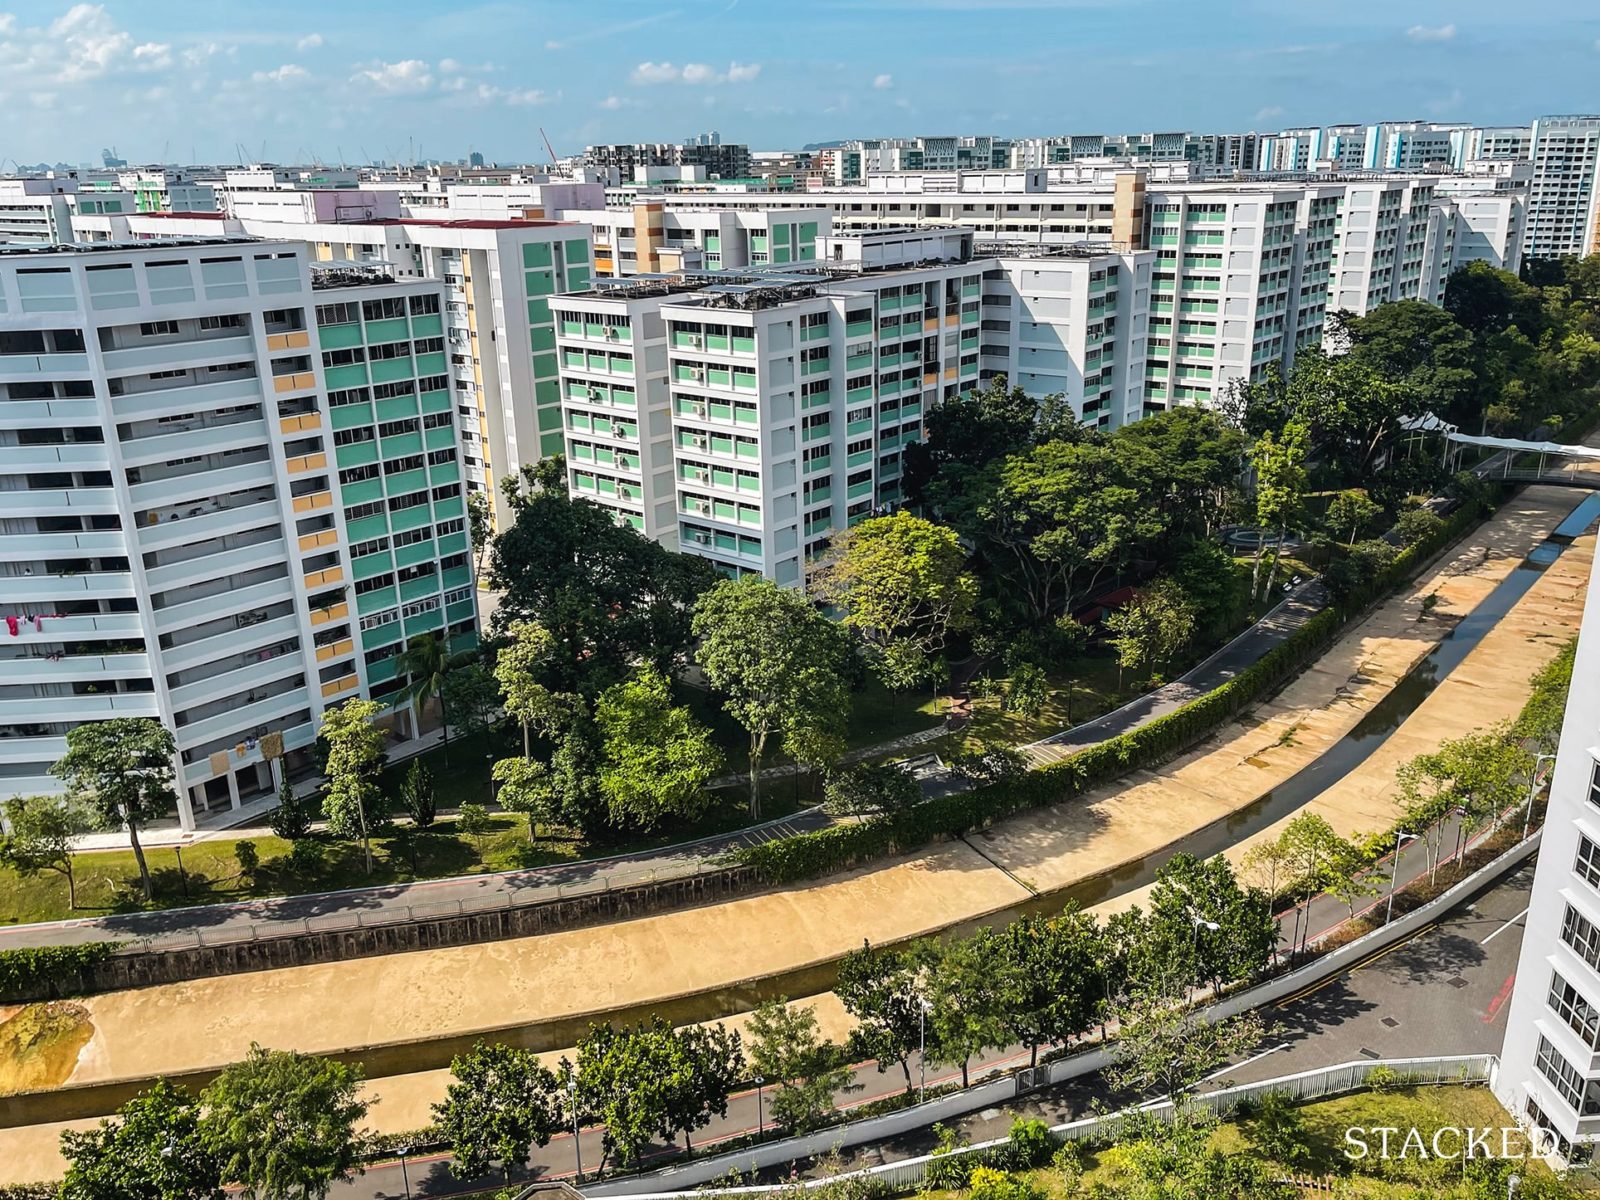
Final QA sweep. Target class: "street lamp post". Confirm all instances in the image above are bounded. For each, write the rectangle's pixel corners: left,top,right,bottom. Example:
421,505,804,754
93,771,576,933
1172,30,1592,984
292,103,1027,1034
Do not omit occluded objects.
567,1077,582,1183
1385,831,1419,925
1523,754,1557,839
1190,916,1220,999
486,750,496,807
754,1076,764,1140
1508,1172,1521,1200
917,995,933,1104
396,1145,413,1200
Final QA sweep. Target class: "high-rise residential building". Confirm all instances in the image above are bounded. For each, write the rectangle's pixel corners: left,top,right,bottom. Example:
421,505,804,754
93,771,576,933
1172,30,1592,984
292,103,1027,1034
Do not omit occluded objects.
1525,116,1600,260
583,140,752,181
229,206,593,529
1472,125,1536,162
1495,548,1600,1166
0,238,474,830
553,229,1152,584
1360,121,1472,171
571,201,832,277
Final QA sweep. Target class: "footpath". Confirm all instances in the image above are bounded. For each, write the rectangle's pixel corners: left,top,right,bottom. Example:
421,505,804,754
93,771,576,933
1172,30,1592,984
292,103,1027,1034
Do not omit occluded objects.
0,488,1583,1175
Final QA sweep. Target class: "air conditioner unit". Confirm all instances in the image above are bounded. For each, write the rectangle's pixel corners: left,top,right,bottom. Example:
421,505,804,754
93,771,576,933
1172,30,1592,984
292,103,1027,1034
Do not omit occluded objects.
587,387,603,401
688,334,704,348
605,327,619,340
690,366,705,381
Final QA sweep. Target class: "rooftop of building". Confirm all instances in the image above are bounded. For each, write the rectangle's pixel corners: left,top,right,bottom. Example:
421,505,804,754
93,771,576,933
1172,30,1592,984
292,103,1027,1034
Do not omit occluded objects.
0,234,261,257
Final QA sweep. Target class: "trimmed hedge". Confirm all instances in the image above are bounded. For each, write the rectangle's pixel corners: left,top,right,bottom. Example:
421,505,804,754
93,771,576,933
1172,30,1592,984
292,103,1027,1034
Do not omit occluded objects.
0,942,124,1002
738,492,1500,885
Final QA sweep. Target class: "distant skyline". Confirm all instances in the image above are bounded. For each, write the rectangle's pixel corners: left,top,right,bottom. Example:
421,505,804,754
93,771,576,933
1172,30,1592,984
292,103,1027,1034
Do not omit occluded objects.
3,0,1599,166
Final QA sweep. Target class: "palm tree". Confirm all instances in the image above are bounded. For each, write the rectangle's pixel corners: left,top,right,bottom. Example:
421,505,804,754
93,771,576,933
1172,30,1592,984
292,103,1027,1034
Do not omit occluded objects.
397,632,453,761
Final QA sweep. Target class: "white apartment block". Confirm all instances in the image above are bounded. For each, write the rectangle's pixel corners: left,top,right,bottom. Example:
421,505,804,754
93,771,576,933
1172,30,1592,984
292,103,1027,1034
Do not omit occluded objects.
552,229,1151,586
0,179,139,245
1526,116,1600,260
229,207,594,530
1496,545,1600,1166
568,201,833,277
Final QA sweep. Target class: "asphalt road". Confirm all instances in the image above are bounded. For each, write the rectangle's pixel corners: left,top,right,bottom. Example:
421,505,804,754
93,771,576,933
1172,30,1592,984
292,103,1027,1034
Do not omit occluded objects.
325,823,1522,1199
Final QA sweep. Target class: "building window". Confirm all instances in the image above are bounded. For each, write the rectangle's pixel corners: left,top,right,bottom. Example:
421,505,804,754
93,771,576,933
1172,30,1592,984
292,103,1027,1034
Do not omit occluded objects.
1561,903,1600,973
139,320,180,337
1535,1034,1600,1116
1549,970,1600,1051
1588,760,1600,811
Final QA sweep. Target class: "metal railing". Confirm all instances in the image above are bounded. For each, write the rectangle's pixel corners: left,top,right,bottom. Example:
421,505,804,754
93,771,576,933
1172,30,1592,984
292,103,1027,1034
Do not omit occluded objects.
590,1055,1497,1199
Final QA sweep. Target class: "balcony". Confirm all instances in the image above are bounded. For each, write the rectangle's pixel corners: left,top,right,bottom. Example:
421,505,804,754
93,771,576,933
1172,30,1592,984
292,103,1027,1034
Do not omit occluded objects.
2,570,135,603
287,451,328,475
168,653,306,714
320,673,359,699
273,371,317,395
0,529,126,559
3,651,151,685
138,498,279,550
121,418,268,468
176,690,310,751
304,565,345,590
293,490,333,514
0,443,109,471
102,334,253,374
144,539,287,594
280,412,323,436
129,459,275,511
298,528,339,553
0,691,160,725
0,397,101,427
311,601,350,627
0,351,91,381
266,331,312,352
153,576,294,634
162,613,299,673
0,487,118,517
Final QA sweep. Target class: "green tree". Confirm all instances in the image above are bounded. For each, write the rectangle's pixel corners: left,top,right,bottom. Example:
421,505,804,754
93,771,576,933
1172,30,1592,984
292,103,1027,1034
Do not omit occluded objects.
433,1042,559,1182
199,1044,369,1200
691,577,853,820
53,717,177,902
60,1079,221,1200
919,930,1014,1088
318,699,388,875
1000,906,1104,1065
1322,538,1398,605
1394,506,1445,548
457,802,492,849
1247,1090,1311,1165
491,485,717,696
902,375,1065,511
492,757,555,839
1338,301,1479,430
664,1022,744,1151
746,999,852,1133
1110,406,1248,542
268,779,313,842
1,794,93,909
398,760,437,829
946,439,1167,629
442,664,500,744
1001,661,1048,718
1445,260,1545,340
1325,489,1383,546
466,489,493,579
1102,579,1196,688
836,939,925,1090
594,666,723,830
945,741,1028,787
1140,853,1275,997
396,632,454,756
1398,725,1531,880
822,762,921,817
493,620,558,760
811,512,977,690
1171,541,1242,638
1108,999,1270,1106
1247,420,1309,606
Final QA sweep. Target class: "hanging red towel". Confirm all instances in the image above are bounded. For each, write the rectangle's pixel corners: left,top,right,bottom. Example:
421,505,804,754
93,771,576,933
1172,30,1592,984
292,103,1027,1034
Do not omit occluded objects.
5,616,17,636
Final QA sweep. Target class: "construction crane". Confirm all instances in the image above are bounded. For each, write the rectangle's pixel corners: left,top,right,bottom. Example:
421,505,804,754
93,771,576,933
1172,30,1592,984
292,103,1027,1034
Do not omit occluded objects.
540,127,571,177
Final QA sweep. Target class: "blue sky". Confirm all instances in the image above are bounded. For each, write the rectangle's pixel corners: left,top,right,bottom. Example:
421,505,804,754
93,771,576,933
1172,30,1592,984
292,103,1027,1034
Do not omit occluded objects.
4,0,1599,165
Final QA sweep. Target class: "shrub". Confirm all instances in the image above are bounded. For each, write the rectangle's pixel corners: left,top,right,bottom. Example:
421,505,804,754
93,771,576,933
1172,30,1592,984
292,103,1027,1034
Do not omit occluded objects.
1001,1117,1055,1170
288,837,324,872
268,779,313,841
966,1166,1040,1200
0,943,121,1002
1248,1090,1311,1165
822,762,921,816
234,840,259,877
1394,507,1446,548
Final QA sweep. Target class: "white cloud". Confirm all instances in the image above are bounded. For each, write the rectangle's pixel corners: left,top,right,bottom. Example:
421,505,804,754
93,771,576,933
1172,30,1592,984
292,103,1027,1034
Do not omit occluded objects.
351,58,435,93
599,94,625,110
1426,87,1465,115
439,58,462,73
1254,105,1285,123
251,63,308,85
630,60,761,85
0,4,173,86
295,33,323,52
472,83,553,107
1406,23,1455,42
872,73,893,89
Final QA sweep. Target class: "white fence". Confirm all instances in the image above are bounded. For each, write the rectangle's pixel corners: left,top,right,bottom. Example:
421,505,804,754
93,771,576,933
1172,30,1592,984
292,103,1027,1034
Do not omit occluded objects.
575,830,1539,1198
586,1055,1496,1200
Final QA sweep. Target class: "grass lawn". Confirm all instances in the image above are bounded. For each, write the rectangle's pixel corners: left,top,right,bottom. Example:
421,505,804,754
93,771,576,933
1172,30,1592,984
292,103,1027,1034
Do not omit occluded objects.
921,1086,1572,1199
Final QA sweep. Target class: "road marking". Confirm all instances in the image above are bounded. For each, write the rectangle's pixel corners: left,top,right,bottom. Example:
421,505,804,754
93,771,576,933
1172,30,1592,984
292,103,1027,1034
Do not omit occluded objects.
1484,972,1517,1024
1272,923,1439,1009
1204,1042,1289,1083
1481,906,1529,945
